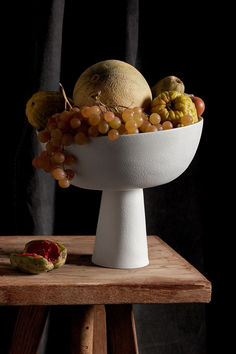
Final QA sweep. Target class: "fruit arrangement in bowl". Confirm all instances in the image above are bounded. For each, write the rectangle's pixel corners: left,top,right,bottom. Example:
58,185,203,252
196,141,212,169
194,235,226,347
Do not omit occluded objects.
26,60,205,190
25,59,205,269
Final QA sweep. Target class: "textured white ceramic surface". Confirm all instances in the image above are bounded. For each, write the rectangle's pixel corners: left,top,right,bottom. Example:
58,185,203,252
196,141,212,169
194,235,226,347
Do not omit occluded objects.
65,119,203,268
66,119,203,191
93,189,148,268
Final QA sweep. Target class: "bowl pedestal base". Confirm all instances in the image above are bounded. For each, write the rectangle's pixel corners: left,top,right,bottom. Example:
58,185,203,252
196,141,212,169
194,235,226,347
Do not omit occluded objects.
92,189,149,269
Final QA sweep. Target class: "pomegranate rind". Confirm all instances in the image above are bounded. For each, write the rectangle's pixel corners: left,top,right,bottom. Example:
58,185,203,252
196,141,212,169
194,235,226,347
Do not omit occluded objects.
10,253,54,274
24,239,67,269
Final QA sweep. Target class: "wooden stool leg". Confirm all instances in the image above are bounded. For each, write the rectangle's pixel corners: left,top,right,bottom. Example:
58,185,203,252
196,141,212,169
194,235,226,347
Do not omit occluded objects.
105,304,139,354
93,305,107,354
71,305,95,354
9,305,49,354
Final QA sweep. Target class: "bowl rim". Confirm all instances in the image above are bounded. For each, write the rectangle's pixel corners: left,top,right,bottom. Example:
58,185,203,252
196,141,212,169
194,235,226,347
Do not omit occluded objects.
87,117,204,142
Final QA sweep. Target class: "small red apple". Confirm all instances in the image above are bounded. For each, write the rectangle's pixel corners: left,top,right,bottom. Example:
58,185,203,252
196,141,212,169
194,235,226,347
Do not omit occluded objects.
192,96,205,117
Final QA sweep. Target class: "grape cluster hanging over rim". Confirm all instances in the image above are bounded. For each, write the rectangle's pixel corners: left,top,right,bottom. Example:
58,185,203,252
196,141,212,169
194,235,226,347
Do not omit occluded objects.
32,83,200,188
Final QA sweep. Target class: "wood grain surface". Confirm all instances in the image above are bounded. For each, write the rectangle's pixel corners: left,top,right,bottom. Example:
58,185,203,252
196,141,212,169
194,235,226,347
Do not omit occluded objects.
93,305,107,354
0,236,211,305
106,304,139,354
70,305,95,354
8,306,48,354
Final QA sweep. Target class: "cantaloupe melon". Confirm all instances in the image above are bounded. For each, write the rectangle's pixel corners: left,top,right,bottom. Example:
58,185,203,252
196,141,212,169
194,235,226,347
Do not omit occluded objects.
73,60,152,112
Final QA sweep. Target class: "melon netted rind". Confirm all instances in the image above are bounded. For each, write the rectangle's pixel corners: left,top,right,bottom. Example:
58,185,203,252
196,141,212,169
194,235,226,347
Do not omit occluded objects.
10,253,54,274
73,60,152,112
25,91,66,130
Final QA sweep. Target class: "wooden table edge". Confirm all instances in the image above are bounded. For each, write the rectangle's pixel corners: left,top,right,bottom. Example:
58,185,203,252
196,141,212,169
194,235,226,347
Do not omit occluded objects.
0,235,212,306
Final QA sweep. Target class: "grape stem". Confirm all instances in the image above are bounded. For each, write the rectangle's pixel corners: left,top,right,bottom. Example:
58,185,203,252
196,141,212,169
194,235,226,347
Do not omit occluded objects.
91,91,131,113
59,82,73,110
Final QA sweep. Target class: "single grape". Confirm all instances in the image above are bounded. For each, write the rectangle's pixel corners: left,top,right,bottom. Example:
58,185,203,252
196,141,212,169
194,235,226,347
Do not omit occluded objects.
81,106,91,118
32,157,41,169
145,125,158,132
38,151,51,170
37,157,46,169
118,123,126,135
139,121,151,133
46,142,62,155
109,117,121,129
88,114,101,126
59,110,71,122
156,123,163,131
133,107,143,114
51,137,62,147
47,116,57,124
125,120,138,133
88,126,99,137
104,111,115,122
64,154,76,165
88,105,101,117
62,133,73,146
128,128,139,134
57,120,68,132
65,169,75,180
51,128,63,140
47,121,57,132
37,130,50,143
181,114,193,126
42,159,53,173
51,168,66,180
149,113,161,125
74,132,88,145
51,152,65,164
58,178,70,188
108,129,119,140
122,109,134,122
70,117,81,129
78,120,89,135
40,151,49,160
98,120,109,134
72,106,80,112
133,114,144,128
162,121,173,130
141,112,148,121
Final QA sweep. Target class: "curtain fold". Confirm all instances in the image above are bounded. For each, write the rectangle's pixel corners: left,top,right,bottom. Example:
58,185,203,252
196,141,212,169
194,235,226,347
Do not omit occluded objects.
125,0,139,66
14,0,65,235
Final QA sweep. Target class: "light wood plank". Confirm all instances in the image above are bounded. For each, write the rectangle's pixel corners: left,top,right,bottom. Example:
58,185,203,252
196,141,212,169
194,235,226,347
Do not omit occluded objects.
93,305,107,354
0,236,211,305
71,305,94,354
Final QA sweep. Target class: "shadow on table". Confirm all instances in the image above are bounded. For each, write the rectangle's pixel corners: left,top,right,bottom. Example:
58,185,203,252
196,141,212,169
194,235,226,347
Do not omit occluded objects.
66,254,93,266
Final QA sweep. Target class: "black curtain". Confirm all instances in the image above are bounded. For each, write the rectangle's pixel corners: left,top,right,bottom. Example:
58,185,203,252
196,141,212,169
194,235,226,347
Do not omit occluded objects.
2,0,229,353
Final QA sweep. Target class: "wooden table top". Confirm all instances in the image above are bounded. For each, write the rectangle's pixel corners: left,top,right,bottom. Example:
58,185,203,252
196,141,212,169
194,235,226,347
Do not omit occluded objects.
0,236,211,306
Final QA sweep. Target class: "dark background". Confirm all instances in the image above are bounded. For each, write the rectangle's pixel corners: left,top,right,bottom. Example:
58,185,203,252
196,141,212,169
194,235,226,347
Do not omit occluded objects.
1,0,231,353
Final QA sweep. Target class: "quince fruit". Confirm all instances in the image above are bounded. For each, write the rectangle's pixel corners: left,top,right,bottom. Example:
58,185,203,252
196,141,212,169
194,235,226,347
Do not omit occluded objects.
151,91,198,126
151,76,185,98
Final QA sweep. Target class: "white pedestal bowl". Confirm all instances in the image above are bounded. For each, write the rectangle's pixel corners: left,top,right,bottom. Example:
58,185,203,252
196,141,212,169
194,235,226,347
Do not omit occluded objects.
65,119,203,269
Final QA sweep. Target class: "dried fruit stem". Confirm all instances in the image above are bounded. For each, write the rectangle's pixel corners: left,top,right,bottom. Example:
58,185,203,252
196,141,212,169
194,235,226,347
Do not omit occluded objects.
91,91,129,113
59,82,73,110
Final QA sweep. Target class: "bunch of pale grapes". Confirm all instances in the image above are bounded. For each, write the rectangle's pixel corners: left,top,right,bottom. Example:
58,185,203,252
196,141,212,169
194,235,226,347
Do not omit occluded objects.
32,104,193,188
